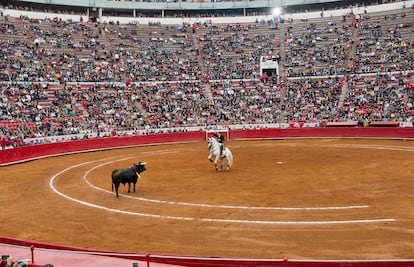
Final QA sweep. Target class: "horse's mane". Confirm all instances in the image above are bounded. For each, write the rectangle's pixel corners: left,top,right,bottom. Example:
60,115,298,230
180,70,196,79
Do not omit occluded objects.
208,137,217,147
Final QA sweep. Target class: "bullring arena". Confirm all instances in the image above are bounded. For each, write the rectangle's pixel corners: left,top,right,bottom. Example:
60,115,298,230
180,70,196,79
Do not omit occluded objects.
1,129,414,266
1,0,414,266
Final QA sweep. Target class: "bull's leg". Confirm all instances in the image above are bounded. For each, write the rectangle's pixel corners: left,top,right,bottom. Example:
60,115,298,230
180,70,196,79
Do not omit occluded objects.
127,182,131,193
133,183,136,193
114,184,120,198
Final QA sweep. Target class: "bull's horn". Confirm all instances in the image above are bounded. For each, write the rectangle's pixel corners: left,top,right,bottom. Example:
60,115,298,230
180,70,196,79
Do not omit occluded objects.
139,162,147,165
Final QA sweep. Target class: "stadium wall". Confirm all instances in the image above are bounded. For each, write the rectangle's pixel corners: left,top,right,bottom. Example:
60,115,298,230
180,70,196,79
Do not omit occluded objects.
1,127,414,166
1,1,411,25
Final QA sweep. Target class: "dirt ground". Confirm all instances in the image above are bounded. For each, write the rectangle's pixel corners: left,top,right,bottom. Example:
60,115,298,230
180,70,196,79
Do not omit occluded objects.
1,138,413,260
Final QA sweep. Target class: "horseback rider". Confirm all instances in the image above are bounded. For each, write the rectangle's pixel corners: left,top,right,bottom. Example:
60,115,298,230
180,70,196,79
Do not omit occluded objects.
213,132,225,157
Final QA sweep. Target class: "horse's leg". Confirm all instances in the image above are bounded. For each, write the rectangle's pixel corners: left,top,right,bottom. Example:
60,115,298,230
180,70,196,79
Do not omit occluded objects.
216,155,223,171
214,154,220,171
223,153,229,171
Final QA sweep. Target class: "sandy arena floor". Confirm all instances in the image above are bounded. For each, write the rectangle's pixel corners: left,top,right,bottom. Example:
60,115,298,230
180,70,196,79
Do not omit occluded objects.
1,139,413,260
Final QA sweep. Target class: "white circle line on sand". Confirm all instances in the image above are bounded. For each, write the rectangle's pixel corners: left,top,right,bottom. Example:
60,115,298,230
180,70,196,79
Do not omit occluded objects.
83,155,370,211
201,218,396,225
51,164,397,224
48,154,397,224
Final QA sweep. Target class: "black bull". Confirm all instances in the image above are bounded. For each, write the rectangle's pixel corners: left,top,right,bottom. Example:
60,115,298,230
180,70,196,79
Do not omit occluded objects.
111,162,147,198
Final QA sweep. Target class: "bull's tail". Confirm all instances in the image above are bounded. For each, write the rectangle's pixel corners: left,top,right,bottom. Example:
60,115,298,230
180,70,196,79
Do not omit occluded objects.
111,169,121,198
111,170,116,192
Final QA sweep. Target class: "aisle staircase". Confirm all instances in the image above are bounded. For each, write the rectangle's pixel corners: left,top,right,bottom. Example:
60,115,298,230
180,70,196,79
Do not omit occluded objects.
192,30,214,102
278,19,288,123
338,15,359,107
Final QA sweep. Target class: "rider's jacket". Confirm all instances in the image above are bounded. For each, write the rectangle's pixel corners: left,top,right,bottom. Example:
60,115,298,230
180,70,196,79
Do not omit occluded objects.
217,134,224,144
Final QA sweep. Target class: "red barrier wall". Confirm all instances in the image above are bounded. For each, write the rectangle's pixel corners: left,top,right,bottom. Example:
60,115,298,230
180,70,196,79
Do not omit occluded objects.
1,128,414,266
0,131,206,166
229,127,414,140
1,236,414,267
1,128,414,166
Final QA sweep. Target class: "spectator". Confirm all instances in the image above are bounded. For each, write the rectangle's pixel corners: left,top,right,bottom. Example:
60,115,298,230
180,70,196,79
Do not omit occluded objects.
4,256,13,267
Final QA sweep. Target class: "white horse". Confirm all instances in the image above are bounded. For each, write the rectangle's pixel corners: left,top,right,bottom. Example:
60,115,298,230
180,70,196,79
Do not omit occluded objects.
208,137,233,171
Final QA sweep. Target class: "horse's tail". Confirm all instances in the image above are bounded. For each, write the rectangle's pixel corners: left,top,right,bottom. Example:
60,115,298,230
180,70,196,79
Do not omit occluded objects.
227,150,233,169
